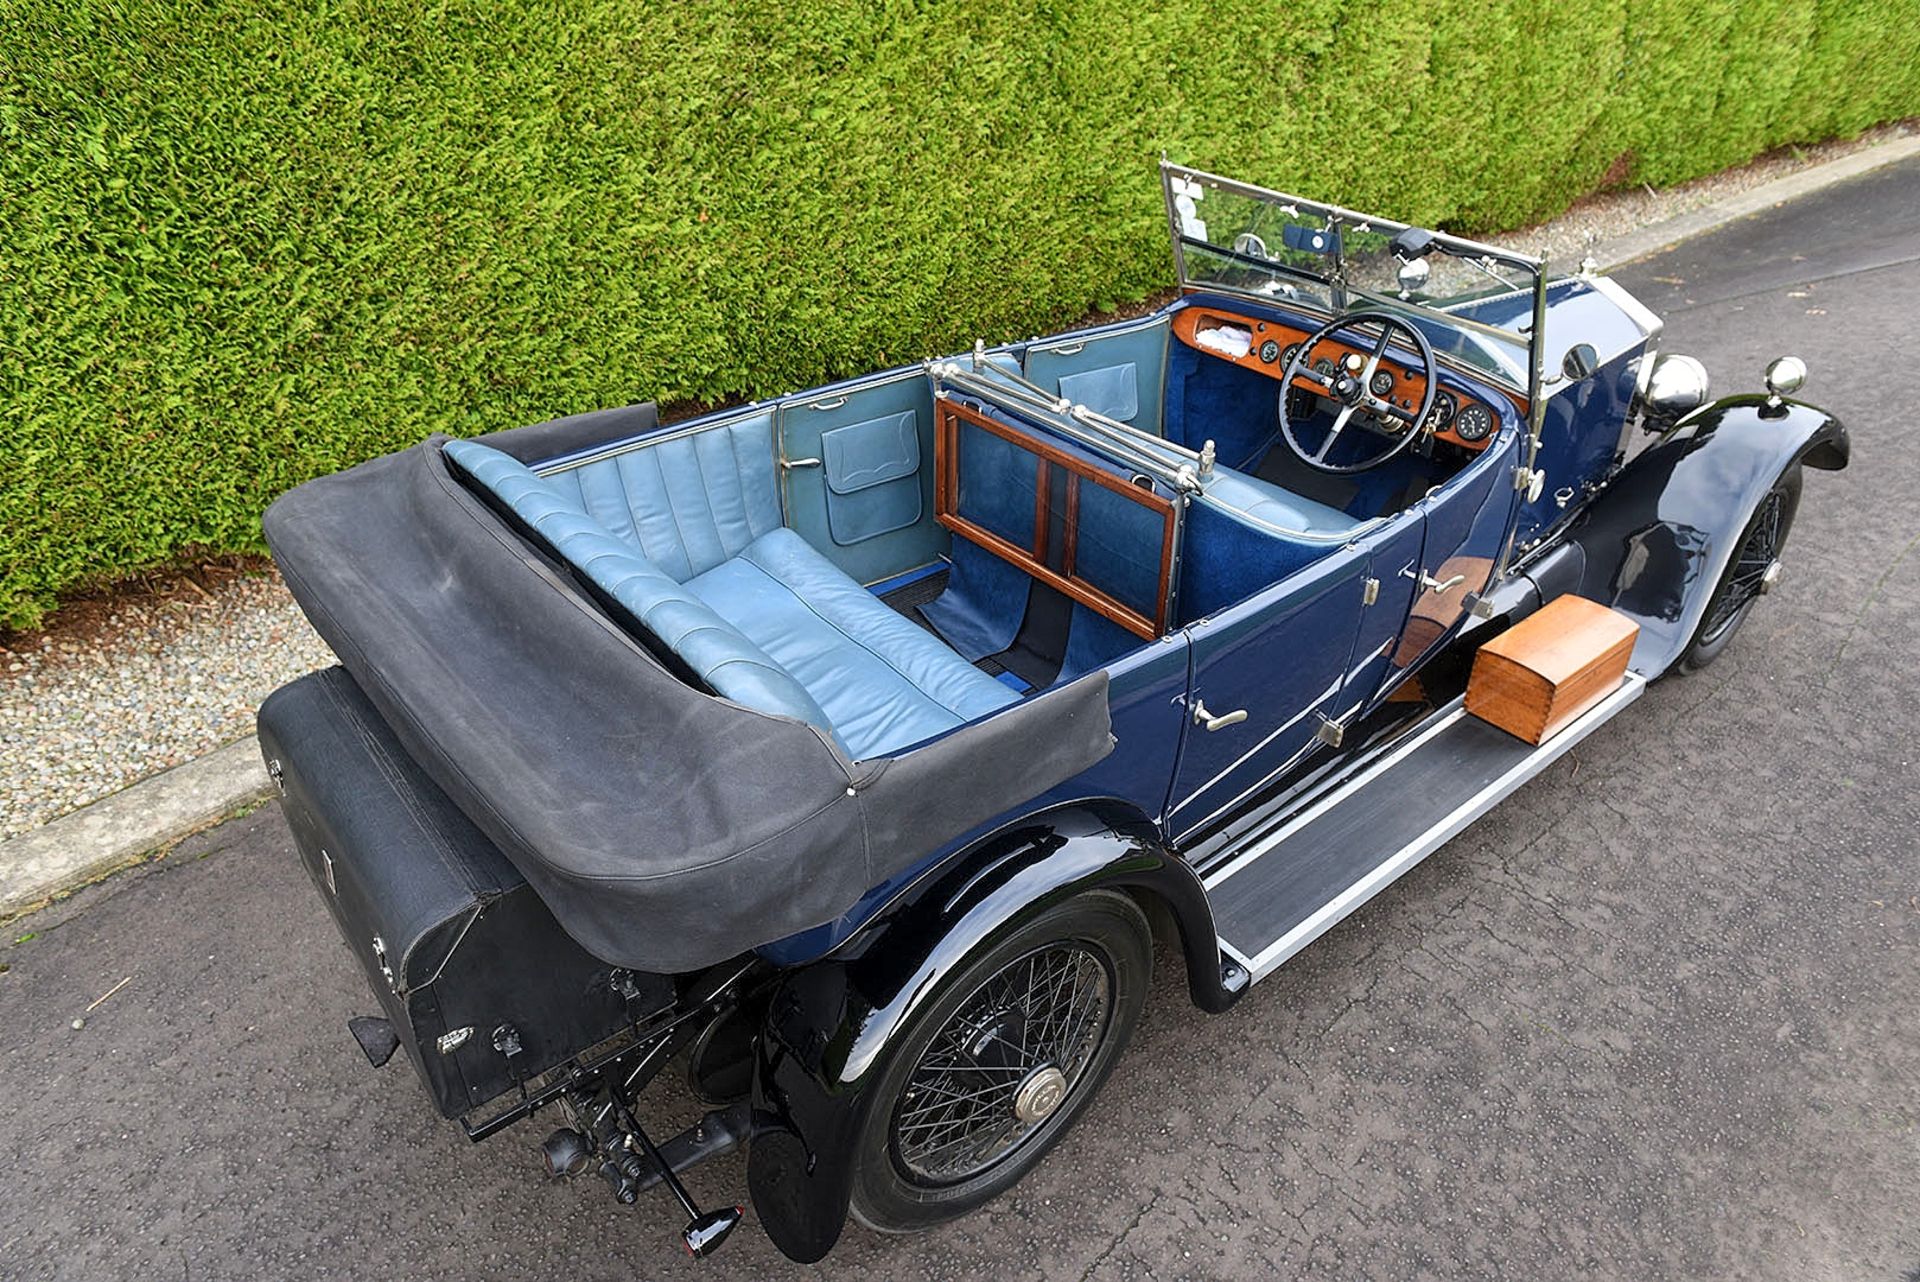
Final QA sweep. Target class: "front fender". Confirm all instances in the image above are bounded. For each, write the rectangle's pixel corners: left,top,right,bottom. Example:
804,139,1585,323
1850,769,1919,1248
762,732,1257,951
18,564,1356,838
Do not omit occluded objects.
1561,394,1847,676
744,799,1240,1262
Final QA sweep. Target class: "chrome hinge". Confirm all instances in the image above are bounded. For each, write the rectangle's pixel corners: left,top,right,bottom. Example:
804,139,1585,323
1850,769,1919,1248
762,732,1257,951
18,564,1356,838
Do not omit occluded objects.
436,1026,473,1055
1361,577,1379,606
1466,593,1498,621
1314,712,1345,749
320,849,336,896
370,935,398,994
267,758,286,796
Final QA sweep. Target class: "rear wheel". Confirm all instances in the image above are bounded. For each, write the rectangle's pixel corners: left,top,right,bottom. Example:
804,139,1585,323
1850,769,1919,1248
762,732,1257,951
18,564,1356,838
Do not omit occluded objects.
1676,466,1801,674
848,890,1151,1233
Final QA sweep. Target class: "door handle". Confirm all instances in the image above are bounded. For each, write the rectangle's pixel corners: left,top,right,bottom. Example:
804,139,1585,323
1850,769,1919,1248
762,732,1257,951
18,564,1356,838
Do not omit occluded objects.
780,457,822,470
1402,566,1466,594
1192,699,1248,732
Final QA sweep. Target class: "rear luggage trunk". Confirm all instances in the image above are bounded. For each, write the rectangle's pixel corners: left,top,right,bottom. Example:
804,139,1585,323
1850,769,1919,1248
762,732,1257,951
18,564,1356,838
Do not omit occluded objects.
258,667,673,1119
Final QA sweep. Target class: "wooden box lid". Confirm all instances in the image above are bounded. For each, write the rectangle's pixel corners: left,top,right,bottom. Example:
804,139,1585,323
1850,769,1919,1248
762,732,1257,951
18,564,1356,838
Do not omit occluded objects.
1467,595,1639,744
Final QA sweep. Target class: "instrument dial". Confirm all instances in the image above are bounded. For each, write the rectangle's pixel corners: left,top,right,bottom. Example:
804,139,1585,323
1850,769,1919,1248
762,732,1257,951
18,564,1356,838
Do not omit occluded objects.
1431,390,1457,428
1368,370,1395,397
1313,356,1337,377
1281,343,1302,369
1452,402,1494,442
1259,338,1280,363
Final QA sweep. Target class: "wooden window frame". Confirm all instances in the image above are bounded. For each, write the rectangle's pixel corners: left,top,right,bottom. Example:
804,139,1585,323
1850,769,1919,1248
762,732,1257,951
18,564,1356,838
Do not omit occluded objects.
934,398,1175,640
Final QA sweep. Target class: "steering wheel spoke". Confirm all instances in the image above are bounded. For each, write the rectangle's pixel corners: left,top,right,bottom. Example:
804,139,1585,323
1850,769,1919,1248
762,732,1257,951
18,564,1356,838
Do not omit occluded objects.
1313,404,1358,463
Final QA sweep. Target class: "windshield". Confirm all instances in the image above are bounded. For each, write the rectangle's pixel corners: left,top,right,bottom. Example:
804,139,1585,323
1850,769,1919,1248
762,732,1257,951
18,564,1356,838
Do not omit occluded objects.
1163,164,1543,390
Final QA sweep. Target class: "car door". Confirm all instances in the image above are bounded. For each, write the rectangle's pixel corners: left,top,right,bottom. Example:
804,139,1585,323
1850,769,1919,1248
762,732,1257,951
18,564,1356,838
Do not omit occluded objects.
777,368,946,586
1164,541,1369,840
1381,430,1521,683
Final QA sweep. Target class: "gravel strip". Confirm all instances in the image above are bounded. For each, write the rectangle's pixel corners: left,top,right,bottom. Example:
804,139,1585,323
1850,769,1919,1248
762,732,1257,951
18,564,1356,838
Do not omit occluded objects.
0,572,331,839
1,120,1913,840
1480,120,1918,263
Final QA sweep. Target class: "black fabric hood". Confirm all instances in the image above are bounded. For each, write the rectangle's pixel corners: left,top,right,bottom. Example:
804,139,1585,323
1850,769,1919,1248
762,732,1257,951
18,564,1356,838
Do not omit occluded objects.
262,429,1113,973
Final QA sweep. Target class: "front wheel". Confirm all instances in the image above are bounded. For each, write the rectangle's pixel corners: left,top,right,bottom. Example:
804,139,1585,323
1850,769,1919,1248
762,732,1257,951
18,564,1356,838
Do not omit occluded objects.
848,889,1152,1233
1675,466,1802,674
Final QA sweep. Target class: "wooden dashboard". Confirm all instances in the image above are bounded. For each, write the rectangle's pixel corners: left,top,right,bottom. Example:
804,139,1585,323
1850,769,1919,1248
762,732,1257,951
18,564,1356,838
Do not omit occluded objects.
1170,306,1521,452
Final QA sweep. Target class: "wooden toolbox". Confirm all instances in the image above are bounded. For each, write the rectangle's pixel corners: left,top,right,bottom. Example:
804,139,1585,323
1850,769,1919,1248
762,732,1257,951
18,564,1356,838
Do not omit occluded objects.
1466,595,1639,745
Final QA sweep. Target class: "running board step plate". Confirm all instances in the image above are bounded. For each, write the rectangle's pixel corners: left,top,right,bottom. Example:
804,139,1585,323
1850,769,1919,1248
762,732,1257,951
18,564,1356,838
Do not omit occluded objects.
1207,672,1647,982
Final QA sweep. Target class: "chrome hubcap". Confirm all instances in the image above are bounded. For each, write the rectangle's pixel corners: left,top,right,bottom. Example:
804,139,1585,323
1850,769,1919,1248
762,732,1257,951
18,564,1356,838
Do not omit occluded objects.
1012,1065,1068,1123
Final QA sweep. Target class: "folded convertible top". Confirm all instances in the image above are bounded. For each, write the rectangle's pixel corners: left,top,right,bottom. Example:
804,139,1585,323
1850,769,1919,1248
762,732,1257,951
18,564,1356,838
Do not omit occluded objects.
262,419,1114,973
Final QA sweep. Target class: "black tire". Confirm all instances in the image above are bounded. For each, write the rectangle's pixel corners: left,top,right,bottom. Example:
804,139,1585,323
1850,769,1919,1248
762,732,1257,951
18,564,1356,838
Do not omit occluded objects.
1676,465,1802,674
847,889,1152,1234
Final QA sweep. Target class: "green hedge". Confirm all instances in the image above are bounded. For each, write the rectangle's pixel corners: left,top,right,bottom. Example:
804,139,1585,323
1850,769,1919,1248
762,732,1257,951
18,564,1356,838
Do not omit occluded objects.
4,0,1917,628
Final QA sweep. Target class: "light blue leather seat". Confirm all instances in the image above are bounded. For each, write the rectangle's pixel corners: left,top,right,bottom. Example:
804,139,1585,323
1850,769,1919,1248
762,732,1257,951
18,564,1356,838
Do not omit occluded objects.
1197,466,1359,535
541,416,784,582
445,438,1016,760
687,529,1017,760
444,439,846,750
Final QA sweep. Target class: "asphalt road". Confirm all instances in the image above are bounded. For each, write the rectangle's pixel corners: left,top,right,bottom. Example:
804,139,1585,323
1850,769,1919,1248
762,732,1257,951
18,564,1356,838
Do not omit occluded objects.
4,159,1917,1282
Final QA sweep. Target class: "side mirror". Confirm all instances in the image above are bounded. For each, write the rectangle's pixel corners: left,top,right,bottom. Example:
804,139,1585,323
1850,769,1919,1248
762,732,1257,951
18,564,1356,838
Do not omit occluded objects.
1561,343,1598,381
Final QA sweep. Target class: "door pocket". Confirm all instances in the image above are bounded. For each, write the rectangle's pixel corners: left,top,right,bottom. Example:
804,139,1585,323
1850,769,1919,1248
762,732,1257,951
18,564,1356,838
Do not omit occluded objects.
821,410,923,546
1057,363,1140,423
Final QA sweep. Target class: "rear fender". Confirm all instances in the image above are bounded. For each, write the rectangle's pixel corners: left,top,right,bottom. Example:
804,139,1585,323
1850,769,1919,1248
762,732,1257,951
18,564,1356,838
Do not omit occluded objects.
1561,395,1847,676
745,799,1239,1263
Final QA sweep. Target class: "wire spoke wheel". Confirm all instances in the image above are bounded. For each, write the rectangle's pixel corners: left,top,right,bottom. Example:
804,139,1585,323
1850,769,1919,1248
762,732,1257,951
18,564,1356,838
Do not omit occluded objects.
1678,467,1801,674
891,942,1113,1185
1698,487,1787,644
850,889,1150,1233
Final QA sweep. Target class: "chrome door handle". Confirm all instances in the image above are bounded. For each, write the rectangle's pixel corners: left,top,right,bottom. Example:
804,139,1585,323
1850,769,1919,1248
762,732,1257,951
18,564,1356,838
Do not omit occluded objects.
780,457,822,470
1192,699,1248,732
1402,566,1466,594
805,396,847,411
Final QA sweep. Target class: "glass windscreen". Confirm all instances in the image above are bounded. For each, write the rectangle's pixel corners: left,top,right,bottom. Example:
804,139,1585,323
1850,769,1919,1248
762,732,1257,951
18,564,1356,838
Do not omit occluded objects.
1167,167,1539,388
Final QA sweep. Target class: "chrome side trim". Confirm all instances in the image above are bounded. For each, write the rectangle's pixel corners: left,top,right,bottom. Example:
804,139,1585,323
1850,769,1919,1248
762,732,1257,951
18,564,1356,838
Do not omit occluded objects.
1218,672,1647,981
1170,674,1344,817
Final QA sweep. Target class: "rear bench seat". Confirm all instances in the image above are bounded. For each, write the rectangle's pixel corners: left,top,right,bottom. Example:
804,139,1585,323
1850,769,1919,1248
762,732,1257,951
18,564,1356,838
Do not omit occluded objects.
444,439,1017,760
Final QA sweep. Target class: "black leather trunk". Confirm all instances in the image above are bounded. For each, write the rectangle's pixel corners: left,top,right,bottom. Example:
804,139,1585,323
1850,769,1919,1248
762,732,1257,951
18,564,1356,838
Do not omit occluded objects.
257,667,673,1120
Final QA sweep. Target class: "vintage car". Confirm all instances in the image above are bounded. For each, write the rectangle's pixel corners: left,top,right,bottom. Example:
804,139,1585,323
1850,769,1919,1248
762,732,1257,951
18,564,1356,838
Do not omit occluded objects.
258,164,1847,1261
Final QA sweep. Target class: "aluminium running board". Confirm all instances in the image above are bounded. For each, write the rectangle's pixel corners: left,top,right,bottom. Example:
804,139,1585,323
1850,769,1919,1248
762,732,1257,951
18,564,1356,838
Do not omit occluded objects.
1206,672,1647,982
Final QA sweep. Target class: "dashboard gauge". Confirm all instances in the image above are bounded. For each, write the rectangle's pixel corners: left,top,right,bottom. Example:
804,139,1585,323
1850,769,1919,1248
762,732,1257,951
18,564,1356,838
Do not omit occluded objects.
1258,338,1280,364
1368,370,1395,397
1281,343,1302,369
1430,390,1457,428
1313,356,1337,377
1452,402,1494,442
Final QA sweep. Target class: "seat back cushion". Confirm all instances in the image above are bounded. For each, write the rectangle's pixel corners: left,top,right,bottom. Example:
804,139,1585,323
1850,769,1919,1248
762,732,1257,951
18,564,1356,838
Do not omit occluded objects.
539,411,782,582
443,439,844,752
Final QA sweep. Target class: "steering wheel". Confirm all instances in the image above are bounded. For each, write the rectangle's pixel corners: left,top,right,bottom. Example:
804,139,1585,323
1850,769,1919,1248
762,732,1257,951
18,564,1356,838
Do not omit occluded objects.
1276,310,1438,475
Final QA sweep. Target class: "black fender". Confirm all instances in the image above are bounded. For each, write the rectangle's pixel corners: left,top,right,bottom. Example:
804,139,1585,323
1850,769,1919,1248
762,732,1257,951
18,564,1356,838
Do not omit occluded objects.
1557,394,1847,675
744,798,1242,1263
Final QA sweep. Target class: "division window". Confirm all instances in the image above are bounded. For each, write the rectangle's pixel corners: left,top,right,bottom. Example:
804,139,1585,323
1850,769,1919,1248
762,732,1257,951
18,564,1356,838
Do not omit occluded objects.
934,398,1176,640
